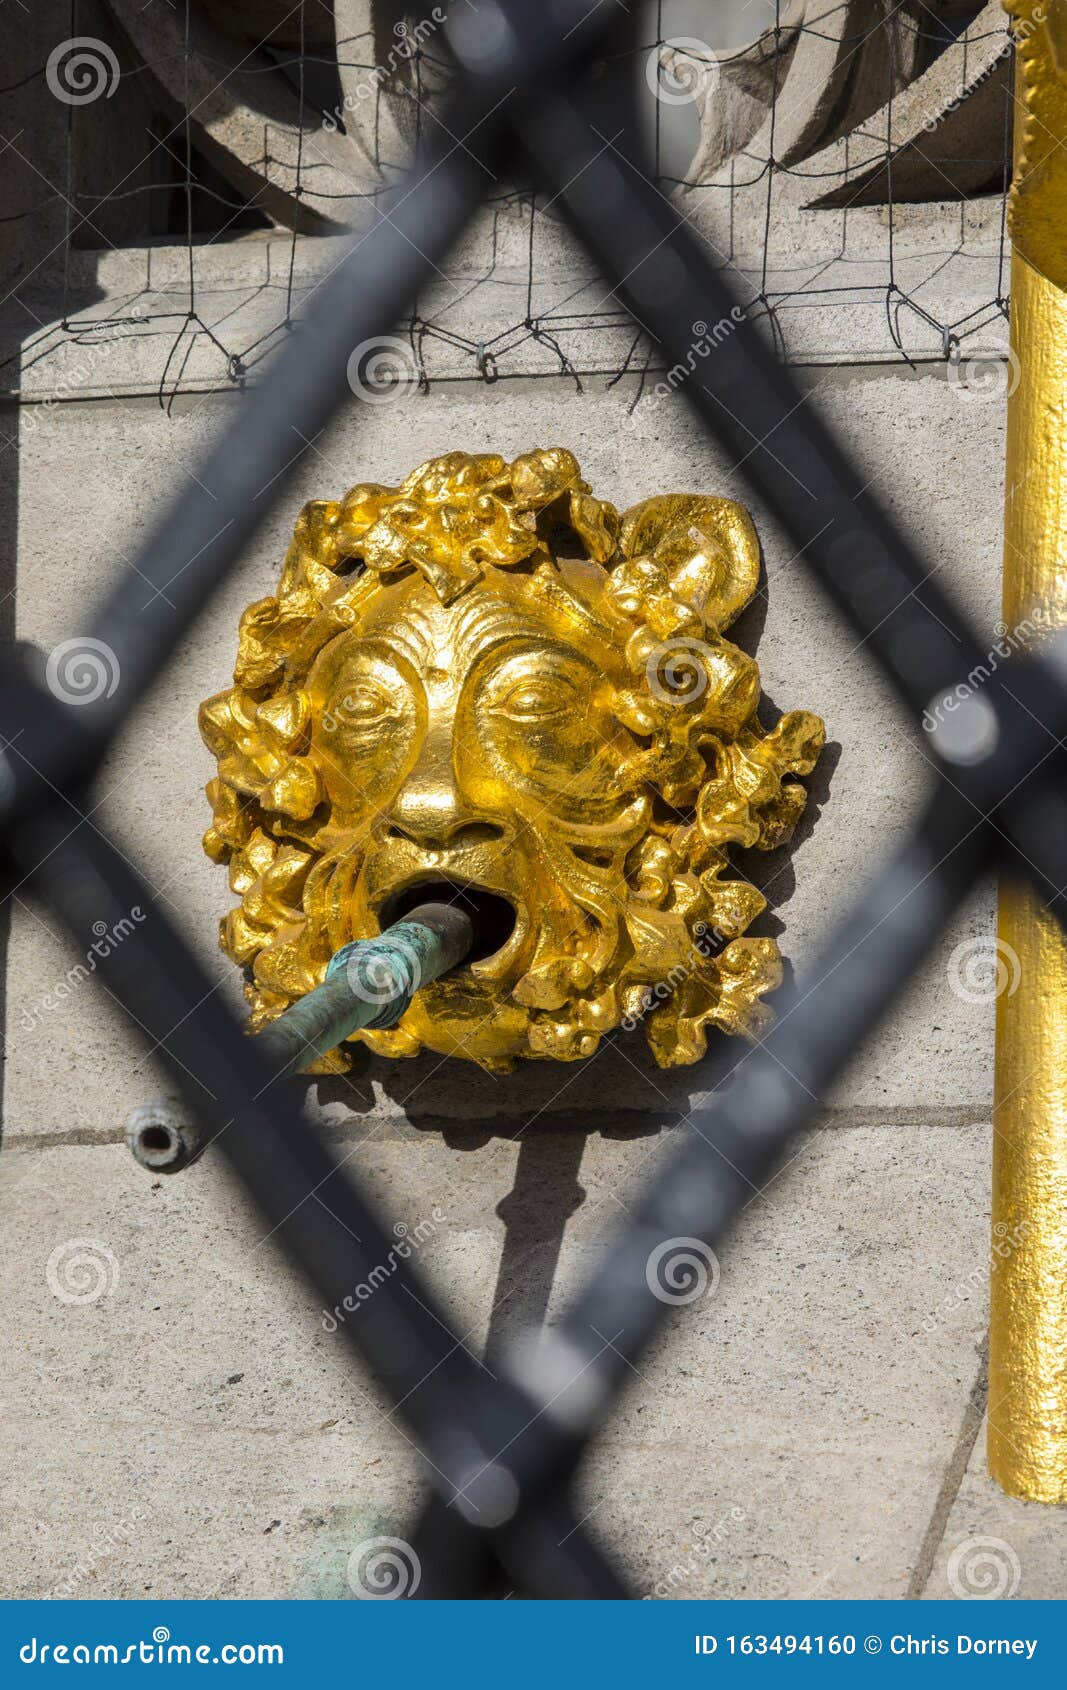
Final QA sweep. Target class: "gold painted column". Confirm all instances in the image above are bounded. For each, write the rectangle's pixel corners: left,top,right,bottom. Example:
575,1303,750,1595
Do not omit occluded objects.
990,3,1067,1501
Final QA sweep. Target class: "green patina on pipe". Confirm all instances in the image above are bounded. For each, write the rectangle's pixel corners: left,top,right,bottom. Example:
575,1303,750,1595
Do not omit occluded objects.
126,902,473,1172
255,902,473,1079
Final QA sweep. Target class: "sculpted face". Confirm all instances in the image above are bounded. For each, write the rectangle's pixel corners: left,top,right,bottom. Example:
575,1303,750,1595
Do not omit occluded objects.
200,449,824,1071
303,565,646,1064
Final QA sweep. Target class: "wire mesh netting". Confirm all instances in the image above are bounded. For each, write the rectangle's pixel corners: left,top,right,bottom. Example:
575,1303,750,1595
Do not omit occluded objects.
3,1,1016,411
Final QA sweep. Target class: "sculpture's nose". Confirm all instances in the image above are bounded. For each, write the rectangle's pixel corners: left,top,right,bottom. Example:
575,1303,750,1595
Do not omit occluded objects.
384,716,502,850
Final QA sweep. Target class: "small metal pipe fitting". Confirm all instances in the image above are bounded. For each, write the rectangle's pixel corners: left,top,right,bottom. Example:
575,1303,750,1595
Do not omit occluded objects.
126,902,473,1174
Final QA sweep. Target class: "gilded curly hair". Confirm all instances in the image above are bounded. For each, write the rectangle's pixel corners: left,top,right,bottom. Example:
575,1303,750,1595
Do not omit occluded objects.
199,447,824,1069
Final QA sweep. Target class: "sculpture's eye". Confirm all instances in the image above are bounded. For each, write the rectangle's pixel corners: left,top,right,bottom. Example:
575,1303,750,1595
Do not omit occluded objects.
336,683,398,728
494,677,575,723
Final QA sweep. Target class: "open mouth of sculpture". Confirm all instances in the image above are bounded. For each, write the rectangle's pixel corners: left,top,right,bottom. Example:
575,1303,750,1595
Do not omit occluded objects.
378,878,519,968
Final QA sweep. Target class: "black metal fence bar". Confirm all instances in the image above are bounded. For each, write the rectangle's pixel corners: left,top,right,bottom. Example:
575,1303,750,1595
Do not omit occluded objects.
0,2,613,806
505,19,1067,900
0,0,641,1600
0,785,627,1598
396,3,1067,1584
1,0,1064,1599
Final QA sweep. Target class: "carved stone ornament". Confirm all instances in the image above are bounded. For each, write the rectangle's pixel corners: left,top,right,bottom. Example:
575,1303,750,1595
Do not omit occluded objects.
200,449,825,1073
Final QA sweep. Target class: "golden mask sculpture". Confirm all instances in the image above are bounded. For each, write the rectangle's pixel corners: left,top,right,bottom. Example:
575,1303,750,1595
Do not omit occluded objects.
200,449,824,1073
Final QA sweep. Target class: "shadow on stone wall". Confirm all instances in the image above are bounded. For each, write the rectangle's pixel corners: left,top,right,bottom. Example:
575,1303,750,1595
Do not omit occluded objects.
485,1129,590,1364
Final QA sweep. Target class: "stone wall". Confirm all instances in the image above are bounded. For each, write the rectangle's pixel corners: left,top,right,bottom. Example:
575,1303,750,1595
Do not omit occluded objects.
4,1,1061,1607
